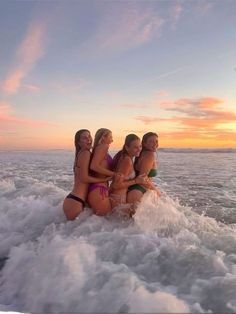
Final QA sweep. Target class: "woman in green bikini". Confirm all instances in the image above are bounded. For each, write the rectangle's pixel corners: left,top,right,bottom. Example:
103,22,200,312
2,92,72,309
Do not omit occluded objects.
127,132,161,208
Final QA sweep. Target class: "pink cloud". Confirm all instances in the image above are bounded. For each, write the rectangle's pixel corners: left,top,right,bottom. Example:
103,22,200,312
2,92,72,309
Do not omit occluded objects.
2,19,48,95
160,97,225,117
0,101,57,128
3,68,26,95
17,21,46,63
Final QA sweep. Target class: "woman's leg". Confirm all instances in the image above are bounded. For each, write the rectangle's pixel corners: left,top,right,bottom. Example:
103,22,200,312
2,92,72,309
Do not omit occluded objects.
63,198,83,220
127,189,143,203
127,189,144,214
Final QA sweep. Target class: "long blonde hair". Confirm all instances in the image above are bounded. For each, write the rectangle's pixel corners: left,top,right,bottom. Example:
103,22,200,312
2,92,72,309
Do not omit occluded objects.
92,128,111,154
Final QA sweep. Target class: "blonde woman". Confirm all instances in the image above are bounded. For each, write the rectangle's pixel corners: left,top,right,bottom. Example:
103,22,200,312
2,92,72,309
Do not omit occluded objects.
63,129,110,220
87,128,115,215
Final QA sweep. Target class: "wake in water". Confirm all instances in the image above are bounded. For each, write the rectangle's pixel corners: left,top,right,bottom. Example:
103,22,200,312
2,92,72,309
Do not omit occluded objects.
1,187,236,313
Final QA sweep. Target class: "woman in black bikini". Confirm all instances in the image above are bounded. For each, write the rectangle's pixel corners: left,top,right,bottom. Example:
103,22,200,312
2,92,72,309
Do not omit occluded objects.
63,129,110,220
127,132,161,208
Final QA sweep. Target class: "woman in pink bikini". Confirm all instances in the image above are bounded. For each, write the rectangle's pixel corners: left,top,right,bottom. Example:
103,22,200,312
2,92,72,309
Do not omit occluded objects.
109,134,147,216
87,128,115,215
63,129,111,220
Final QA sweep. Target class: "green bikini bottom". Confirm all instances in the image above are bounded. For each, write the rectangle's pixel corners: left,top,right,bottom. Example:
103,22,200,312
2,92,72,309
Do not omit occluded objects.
128,184,146,194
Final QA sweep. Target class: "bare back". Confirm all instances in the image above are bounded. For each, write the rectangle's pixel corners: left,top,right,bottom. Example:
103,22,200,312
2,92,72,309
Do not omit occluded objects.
72,150,91,200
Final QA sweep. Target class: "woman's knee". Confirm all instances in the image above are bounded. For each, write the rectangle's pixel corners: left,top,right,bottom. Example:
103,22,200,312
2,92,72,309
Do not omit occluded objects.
127,191,142,203
64,208,81,220
93,200,111,215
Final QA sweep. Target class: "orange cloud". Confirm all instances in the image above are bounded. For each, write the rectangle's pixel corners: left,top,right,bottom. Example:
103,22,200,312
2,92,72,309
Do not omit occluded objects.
2,19,48,95
134,96,236,147
160,128,236,148
161,97,225,116
123,129,147,134
137,97,236,126
135,116,165,124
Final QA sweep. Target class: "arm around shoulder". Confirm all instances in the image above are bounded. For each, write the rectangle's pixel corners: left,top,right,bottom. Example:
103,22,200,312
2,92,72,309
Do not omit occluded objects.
78,150,110,183
90,144,114,176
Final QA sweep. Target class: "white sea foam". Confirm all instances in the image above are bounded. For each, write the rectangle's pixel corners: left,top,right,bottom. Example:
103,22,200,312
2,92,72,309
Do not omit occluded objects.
0,150,236,313
0,179,65,257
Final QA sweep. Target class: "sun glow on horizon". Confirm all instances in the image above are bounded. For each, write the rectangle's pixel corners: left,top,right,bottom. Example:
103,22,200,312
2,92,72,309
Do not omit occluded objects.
0,0,236,149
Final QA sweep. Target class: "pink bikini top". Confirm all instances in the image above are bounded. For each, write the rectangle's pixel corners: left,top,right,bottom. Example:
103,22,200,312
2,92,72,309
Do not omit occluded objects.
106,154,113,168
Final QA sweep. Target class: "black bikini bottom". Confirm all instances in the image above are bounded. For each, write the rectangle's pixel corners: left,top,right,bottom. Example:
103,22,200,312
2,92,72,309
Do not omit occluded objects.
66,193,85,207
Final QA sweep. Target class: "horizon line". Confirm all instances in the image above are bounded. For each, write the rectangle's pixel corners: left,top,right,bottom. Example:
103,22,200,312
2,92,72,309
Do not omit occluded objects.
1,147,236,152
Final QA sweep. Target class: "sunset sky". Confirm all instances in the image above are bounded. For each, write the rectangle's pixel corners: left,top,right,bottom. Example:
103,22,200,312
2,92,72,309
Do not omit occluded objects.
0,0,236,150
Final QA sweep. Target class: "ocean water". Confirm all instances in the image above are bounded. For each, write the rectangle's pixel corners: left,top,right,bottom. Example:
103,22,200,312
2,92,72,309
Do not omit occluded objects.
0,149,236,314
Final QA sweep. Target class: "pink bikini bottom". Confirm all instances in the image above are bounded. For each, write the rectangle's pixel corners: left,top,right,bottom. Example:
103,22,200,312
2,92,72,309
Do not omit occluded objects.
88,183,109,200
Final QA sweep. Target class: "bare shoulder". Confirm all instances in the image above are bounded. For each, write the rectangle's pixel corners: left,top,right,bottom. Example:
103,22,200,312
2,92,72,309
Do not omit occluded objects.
79,150,91,157
74,150,90,168
121,155,133,166
77,150,91,163
117,155,132,174
141,151,155,162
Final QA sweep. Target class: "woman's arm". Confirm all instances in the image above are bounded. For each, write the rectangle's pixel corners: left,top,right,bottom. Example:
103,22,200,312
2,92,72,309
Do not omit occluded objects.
90,144,114,176
111,157,146,189
77,151,111,183
113,176,147,189
139,153,161,196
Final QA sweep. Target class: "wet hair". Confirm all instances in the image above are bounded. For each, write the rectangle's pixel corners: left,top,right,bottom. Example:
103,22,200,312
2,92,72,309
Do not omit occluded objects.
92,128,111,154
134,132,158,169
112,134,140,171
74,129,90,171
141,132,158,148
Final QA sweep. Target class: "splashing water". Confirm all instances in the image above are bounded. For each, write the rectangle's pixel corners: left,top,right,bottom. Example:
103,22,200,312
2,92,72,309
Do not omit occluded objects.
0,150,236,313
